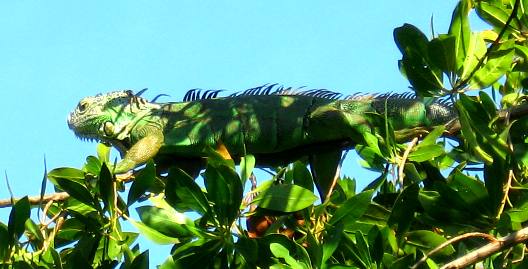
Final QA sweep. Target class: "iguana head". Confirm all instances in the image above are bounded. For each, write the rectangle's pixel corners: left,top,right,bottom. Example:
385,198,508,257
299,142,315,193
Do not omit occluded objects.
68,90,156,144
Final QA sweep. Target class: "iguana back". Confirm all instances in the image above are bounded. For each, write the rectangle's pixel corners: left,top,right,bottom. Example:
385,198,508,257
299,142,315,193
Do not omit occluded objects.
67,85,455,198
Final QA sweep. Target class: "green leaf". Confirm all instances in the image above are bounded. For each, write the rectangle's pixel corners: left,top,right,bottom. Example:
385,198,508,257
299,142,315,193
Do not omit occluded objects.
456,98,494,163
403,163,426,184
44,246,63,269
479,90,498,117
354,231,373,266
338,176,356,199
515,44,528,62
428,34,457,72
484,158,508,215
469,42,514,89
136,206,195,238
240,154,255,183
98,163,114,211
405,230,455,256
292,161,314,192
47,167,86,186
381,226,399,254
457,94,510,162
158,256,176,269
165,167,211,215
127,160,156,206
172,239,223,268
56,218,86,241
84,156,102,175
329,190,374,225
460,32,487,83
408,144,445,162
24,218,44,245
391,255,414,269
12,261,33,269
66,233,101,267
129,219,180,245
508,207,528,223
252,184,317,212
322,222,343,264
65,197,98,216
476,2,520,31
235,237,259,266
7,196,30,242
129,250,149,269
394,23,444,95
394,23,429,57
388,184,419,234
448,0,471,71
203,163,243,225
270,243,306,269
420,125,445,146
0,223,8,259
356,144,386,171
54,176,96,207
97,143,111,164
449,170,489,211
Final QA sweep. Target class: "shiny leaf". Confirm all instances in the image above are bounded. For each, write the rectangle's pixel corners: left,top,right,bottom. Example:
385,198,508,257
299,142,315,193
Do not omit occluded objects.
406,230,455,256
203,163,243,225
136,206,195,238
127,160,156,206
7,196,30,242
329,190,374,225
252,184,317,212
448,0,471,71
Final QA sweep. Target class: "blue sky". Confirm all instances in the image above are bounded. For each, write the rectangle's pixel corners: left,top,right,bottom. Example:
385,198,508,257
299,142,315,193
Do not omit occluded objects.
0,1,467,267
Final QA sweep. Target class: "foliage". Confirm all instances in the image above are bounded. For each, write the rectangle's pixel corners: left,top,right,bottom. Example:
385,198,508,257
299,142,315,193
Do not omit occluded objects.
4,0,528,268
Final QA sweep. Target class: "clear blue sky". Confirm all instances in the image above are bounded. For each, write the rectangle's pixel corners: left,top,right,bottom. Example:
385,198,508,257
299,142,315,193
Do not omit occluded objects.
0,1,470,267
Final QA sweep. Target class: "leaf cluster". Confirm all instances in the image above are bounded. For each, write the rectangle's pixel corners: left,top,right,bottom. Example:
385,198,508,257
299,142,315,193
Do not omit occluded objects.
4,0,528,268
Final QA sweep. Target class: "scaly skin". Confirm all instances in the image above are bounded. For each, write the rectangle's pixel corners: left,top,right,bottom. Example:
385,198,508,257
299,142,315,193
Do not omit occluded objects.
67,87,456,197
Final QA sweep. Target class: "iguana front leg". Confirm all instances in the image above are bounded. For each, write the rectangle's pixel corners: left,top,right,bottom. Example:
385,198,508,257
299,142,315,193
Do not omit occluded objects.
113,132,164,173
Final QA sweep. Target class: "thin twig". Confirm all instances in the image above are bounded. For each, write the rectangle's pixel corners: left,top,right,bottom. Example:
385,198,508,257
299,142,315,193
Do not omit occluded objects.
398,137,419,186
412,232,497,269
42,211,66,250
496,170,514,220
40,199,54,226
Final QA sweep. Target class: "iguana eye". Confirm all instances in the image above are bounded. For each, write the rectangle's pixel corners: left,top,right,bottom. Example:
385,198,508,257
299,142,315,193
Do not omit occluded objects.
103,121,115,136
77,101,89,112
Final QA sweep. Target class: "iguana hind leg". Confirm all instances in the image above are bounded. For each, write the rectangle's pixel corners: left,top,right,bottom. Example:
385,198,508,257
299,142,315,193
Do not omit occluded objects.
309,149,342,201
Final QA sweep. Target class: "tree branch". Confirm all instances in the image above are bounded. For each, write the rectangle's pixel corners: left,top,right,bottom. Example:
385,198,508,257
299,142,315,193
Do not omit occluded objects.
412,232,496,269
0,172,134,208
398,137,419,186
0,192,70,208
441,226,528,269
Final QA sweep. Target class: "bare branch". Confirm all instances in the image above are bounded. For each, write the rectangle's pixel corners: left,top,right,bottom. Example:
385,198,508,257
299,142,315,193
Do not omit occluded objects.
398,137,419,186
412,232,497,269
0,192,70,208
0,172,134,208
441,226,528,269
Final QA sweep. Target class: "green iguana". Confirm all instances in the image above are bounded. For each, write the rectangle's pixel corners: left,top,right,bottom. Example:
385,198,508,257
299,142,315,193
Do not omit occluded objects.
67,84,456,199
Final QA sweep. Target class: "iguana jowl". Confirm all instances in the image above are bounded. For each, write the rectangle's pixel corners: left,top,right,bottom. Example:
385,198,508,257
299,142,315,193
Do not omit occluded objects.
67,85,456,198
